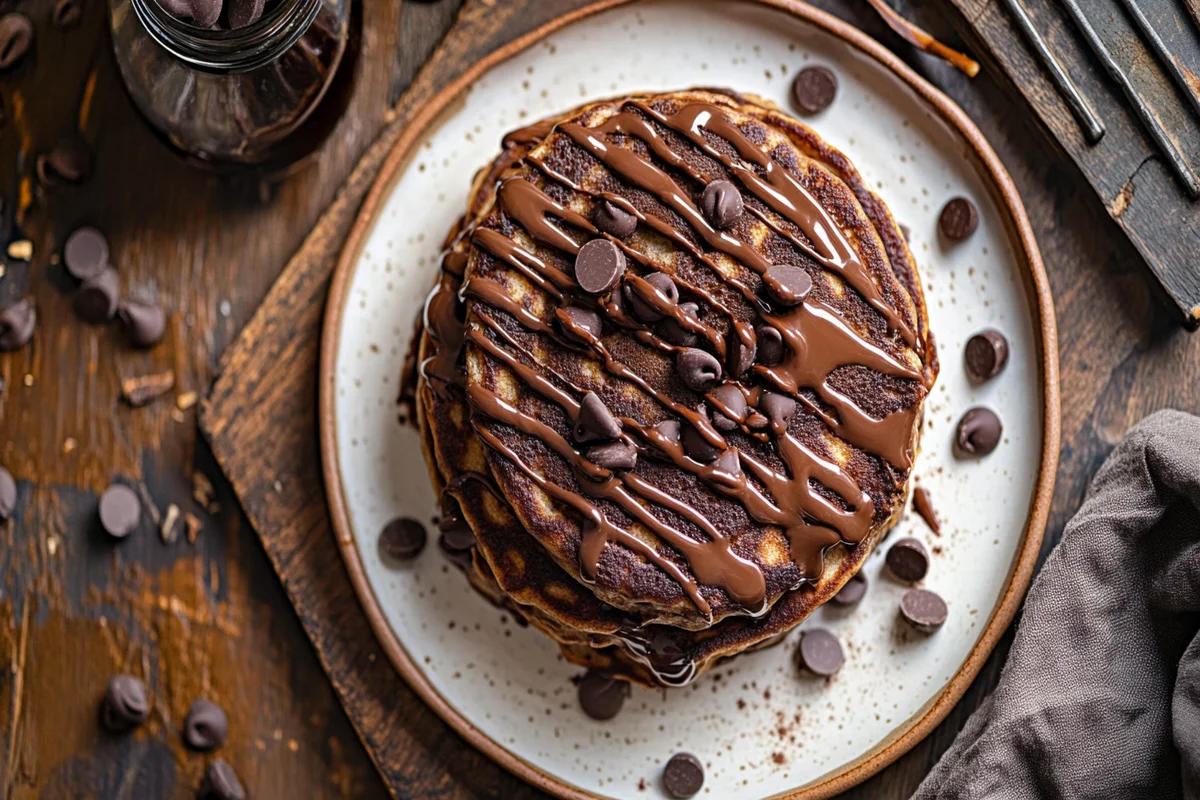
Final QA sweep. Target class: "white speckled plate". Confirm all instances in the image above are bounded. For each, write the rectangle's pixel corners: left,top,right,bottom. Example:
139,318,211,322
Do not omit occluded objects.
319,1,1059,797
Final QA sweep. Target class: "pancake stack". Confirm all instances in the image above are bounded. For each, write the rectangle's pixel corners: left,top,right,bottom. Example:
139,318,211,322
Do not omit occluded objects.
415,89,937,688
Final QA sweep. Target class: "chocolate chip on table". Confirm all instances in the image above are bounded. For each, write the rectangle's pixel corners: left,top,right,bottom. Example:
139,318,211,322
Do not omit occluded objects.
184,698,229,751
74,267,121,324
575,238,626,294
99,484,141,539
0,465,16,521
662,752,705,799
587,441,637,471
558,304,602,345
0,14,33,70
0,298,36,351
159,0,223,27
885,537,929,583
101,674,150,732
378,517,426,562
939,197,979,242
796,628,844,676
759,391,797,432
763,264,813,306
577,669,630,721
625,272,678,322
64,226,110,281
900,588,948,633
657,301,699,347
699,180,743,230
118,297,167,348
710,384,747,432
227,0,267,28
955,407,1002,456
573,391,621,442
756,325,784,366
53,0,84,28
676,348,722,393
199,759,245,800
37,138,92,187
792,66,838,114
592,199,637,239
831,571,868,607
964,329,1009,381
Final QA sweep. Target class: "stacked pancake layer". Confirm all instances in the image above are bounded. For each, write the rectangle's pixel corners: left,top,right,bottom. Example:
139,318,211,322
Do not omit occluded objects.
415,89,937,687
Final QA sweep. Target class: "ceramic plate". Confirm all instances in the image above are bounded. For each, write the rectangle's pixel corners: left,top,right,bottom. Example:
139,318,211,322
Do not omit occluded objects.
320,1,1059,797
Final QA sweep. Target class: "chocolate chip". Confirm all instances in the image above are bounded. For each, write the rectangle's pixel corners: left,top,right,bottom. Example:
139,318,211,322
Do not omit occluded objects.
558,304,602,344
437,489,475,553
657,301,699,346
653,419,681,444
759,391,796,432
0,14,33,70
727,334,756,379
831,571,867,607
36,138,91,187
101,675,149,732
160,0,223,27
955,407,1002,455
939,197,978,241
99,484,140,539
763,264,813,306
577,670,630,720
52,0,83,28
682,410,722,464
792,66,838,114
756,325,784,366
0,298,36,351
0,466,14,521
592,199,637,239
575,239,626,294
676,348,722,392
378,517,426,562
711,449,741,477
964,329,1008,381
625,272,678,322
199,759,245,800
662,752,704,798
587,441,637,471
885,537,929,583
573,392,621,442
796,628,843,676
64,226,110,281
183,699,229,751
699,180,743,230
118,297,167,348
74,267,120,324
710,384,746,432
900,588,948,633
227,0,266,28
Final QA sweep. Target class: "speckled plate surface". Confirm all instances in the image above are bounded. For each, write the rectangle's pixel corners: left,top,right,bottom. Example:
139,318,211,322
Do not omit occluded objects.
319,1,1059,798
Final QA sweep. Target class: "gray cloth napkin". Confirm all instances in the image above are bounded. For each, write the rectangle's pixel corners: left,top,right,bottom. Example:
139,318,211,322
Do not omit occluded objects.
914,409,1200,800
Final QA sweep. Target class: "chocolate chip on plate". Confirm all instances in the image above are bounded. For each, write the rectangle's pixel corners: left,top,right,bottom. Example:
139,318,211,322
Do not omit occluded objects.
699,180,743,230
662,752,705,799
575,239,626,294
64,226,110,281
378,517,427,562
955,407,1002,455
939,197,979,241
0,465,15,521
885,537,929,583
573,392,621,442
625,272,678,322
159,0,223,27
558,304,602,345
759,391,797,433
36,138,91,187
74,267,121,324
199,759,245,800
792,66,838,114
587,441,637,471
0,298,36,351
831,571,868,607
763,264,813,306
592,199,637,239
53,0,84,28
0,14,33,70
118,297,167,348
796,628,843,676
710,384,747,432
184,698,229,751
99,484,141,539
577,669,630,721
102,674,149,732
964,329,1009,381
900,588,948,633
227,0,267,28
756,325,784,366
658,301,699,347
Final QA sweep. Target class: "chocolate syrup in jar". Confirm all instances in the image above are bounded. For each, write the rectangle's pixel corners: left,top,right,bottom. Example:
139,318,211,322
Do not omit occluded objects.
109,0,356,168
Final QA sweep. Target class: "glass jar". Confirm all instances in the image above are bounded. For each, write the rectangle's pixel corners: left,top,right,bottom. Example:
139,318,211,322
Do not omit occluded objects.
108,0,353,167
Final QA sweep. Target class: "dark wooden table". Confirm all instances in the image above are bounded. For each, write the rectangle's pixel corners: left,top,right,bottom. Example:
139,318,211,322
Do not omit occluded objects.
2,1,1197,798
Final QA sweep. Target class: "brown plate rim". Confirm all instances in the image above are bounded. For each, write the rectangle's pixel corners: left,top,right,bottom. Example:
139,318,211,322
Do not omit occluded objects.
318,1,1061,797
